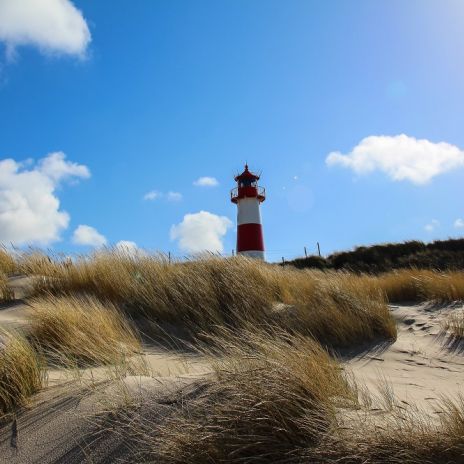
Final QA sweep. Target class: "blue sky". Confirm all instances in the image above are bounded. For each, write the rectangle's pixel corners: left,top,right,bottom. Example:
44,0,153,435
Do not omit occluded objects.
0,0,463,260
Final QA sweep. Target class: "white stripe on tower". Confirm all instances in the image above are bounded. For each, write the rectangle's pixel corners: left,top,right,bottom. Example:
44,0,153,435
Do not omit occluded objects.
237,198,262,225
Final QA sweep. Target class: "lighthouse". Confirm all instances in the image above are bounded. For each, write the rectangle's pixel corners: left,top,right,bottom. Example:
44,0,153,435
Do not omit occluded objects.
231,164,266,260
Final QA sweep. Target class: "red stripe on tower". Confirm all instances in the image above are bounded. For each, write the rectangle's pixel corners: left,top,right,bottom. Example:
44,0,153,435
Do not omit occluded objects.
231,164,266,260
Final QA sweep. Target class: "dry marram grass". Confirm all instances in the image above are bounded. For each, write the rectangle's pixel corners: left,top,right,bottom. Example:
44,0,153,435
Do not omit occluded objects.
0,271,13,303
442,311,464,341
315,397,464,463
0,247,15,275
24,251,396,348
0,330,45,416
0,249,462,461
28,295,142,366
117,329,356,463
369,269,464,303
107,328,464,464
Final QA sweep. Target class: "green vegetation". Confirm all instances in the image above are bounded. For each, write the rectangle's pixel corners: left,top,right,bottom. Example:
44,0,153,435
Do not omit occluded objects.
288,238,464,273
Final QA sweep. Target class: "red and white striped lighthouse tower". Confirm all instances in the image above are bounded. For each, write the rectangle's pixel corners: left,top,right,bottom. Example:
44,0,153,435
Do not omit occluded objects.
231,164,266,260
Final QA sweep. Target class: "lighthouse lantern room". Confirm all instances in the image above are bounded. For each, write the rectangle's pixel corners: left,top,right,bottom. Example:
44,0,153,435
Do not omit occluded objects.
231,164,266,260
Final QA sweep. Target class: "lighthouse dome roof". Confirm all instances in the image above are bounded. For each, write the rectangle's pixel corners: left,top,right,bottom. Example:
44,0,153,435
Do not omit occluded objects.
235,164,260,182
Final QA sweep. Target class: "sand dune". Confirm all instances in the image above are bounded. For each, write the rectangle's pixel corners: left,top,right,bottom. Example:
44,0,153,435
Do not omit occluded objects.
0,278,212,463
0,375,206,464
347,303,464,413
1,275,463,462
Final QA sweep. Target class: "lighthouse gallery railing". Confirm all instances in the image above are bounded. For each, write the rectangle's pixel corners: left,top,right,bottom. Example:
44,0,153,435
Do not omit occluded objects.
230,186,266,201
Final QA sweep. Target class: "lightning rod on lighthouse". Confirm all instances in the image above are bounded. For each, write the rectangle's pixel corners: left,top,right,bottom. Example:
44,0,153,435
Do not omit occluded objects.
231,164,266,260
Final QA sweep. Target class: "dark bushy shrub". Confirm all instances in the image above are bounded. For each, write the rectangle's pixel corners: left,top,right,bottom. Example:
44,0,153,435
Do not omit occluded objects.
289,255,329,270
285,238,464,273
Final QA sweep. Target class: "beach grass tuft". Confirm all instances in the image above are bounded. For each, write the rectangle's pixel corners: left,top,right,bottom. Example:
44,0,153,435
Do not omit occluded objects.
0,330,45,416
28,294,142,367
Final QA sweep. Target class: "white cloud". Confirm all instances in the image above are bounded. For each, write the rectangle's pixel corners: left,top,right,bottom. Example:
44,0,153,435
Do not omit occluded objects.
166,191,182,202
193,176,219,187
38,151,90,182
72,224,107,247
170,211,232,253
143,190,182,202
115,240,145,256
454,218,464,229
143,190,161,201
0,152,90,245
424,219,440,233
0,0,91,59
326,134,464,185
116,240,138,251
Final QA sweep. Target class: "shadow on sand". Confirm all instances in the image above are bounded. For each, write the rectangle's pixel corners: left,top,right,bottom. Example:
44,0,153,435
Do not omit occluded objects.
436,329,464,355
333,337,395,363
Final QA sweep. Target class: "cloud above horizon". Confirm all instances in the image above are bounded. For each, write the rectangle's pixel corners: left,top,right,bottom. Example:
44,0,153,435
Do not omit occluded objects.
454,218,464,229
115,240,145,256
193,176,219,187
326,134,464,185
115,240,138,251
143,190,183,202
0,152,90,246
0,0,91,59
424,219,440,233
72,224,107,247
170,211,232,254
166,191,182,202
143,190,161,201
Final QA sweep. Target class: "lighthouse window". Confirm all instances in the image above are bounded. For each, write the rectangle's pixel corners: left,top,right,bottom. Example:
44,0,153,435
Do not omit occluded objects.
240,179,255,188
